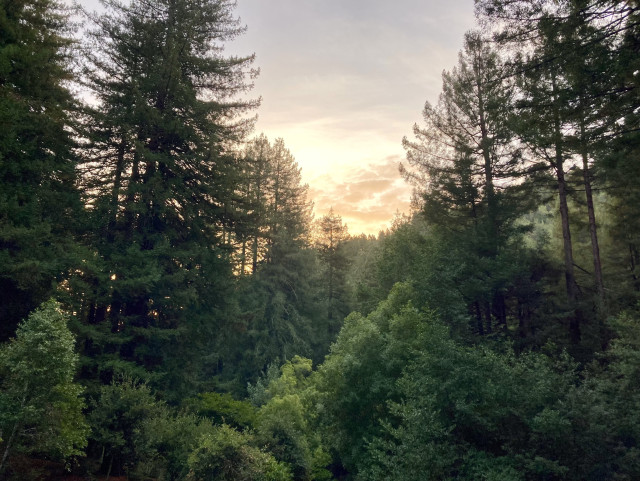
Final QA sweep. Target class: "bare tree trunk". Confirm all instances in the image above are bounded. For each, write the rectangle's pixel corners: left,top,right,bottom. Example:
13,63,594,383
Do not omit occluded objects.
580,121,605,305
551,79,581,343
557,165,578,302
554,126,578,304
105,454,113,481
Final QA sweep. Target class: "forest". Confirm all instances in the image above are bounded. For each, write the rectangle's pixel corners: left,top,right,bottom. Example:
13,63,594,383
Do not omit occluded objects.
0,0,639,479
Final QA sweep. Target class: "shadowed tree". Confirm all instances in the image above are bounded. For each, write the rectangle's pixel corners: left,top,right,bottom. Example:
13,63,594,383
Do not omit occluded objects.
403,32,532,335
316,208,350,339
0,0,81,339
74,0,257,394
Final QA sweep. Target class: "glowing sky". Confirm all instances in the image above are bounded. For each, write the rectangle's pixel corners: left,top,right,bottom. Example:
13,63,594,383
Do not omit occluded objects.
76,0,477,235
227,0,477,234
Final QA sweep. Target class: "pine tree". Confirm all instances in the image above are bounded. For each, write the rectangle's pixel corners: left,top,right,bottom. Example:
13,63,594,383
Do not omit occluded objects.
316,208,350,338
75,0,257,391
0,0,80,339
402,32,529,334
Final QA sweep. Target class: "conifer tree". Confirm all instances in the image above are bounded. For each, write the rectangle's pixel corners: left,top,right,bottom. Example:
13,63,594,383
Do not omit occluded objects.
0,0,80,339
475,0,640,338
229,135,318,380
76,0,257,391
316,209,350,337
403,33,528,334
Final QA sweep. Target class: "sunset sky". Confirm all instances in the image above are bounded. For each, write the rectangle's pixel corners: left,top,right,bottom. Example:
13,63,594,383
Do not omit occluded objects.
78,0,477,235
227,0,477,234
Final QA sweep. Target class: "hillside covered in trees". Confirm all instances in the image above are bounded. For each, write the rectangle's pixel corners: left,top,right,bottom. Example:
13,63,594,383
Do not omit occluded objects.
1,0,640,479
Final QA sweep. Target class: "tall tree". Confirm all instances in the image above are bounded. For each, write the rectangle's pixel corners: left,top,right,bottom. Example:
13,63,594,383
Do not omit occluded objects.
75,0,257,391
403,32,529,334
0,0,80,339
476,0,640,336
227,135,318,381
235,135,312,274
316,208,350,338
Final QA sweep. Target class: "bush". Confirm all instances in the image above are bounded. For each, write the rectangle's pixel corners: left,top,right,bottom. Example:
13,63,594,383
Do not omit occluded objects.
186,424,292,481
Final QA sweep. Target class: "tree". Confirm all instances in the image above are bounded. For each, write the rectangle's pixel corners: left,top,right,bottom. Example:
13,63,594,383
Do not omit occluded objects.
315,208,350,338
88,377,162,478
221,135,319,382
0,0,80,339
74,0,257,392
186,424,292,481
0,300,88,474
362,316,576,481
315,283,419,475
252,356,332,481
402,32,534,335
234,135,312,274
475,0,640,338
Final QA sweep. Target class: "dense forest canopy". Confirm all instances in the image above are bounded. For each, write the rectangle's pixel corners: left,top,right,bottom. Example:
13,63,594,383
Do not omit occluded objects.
0,0,639,479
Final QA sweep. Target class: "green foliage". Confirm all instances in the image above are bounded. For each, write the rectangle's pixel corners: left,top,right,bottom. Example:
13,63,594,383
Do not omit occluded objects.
0,300,88,470
186,392,257,429
552,312,640,480
363,329,576,481
316,209,351,335
252,356,331,481
315,284,590,480
74,0,257,397
186,424,292,481
88,377,162,477
134,408,219,481
315,283,423,473
375,220,470,332
212,134,320,386
2,2,640,481
0,0,80,337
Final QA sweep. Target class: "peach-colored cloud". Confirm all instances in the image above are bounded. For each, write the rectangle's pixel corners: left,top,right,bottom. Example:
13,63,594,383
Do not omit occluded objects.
310,156,412,235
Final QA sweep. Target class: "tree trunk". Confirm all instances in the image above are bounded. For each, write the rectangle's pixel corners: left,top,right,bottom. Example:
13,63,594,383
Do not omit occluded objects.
252,233,259,274
580,121,605,305
630,243,640,290
554,124,578,305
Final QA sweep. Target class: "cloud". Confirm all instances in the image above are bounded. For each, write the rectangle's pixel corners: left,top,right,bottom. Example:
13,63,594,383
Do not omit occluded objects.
228,0,476,233
310,156,412,235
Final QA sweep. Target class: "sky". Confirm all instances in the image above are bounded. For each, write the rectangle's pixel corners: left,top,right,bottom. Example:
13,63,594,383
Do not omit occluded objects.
77,0,477,235
226,0,477,234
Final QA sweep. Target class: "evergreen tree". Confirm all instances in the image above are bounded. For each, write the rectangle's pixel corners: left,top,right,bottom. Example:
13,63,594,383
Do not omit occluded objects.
316,209,350,339
476,0,640,340
228,135,319,382
235,135,312,271
0,0,80,339
403,32,533,335
75,0,257,393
